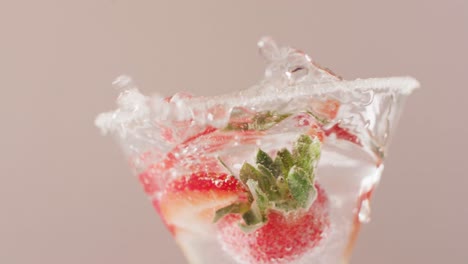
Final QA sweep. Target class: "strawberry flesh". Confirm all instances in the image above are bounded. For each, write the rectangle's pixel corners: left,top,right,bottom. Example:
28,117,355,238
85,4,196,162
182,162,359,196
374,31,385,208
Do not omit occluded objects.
216,184,329,263
157,172,246,235
168,172,245,193
323,123,361,145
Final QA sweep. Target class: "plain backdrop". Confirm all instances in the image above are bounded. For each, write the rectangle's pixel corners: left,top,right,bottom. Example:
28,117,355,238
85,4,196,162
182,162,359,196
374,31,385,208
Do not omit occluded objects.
1,1,467,263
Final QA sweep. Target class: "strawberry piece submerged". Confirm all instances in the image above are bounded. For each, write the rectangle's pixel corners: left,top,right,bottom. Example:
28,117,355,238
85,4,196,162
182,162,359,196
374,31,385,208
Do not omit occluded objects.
158,172,247,236
211,135,330,263
323,123,361,146
216,184,329,264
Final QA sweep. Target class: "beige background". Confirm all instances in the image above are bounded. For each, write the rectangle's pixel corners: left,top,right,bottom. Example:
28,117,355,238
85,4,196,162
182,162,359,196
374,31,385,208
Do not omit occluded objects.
1,1,467,263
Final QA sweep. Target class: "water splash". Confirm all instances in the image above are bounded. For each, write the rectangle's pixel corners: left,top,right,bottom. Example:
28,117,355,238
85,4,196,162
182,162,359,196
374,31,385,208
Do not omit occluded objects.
95,75,150,137
258,37,340,86
95,38,419,168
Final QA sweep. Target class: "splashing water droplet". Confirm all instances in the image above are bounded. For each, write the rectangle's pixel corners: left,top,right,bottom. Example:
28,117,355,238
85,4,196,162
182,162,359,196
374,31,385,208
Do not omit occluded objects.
113,75,135,91
94,75,150,136
257,37,340,86
358,198,371,223
258,36,280,62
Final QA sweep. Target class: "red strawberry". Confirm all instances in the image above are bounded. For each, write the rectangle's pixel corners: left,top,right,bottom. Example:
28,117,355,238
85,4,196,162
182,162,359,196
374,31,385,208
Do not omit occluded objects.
139,160,244,237
137,125,220,193
217,184,329,263
213,135,330,263
138,152,177,195
157,172,246,235
137,126,264,196
323,123,361,145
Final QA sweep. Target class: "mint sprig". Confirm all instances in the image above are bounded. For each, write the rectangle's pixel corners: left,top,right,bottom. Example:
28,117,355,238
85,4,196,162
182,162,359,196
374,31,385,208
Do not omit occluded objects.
214,134,321,232
225,109,291,131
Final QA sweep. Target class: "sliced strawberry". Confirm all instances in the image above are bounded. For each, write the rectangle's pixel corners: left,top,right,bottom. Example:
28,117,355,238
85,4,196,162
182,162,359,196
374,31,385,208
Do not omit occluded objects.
139,168,244,236
137,127,262,196
157,172,246,235
138,153,177,195
151,200,177,235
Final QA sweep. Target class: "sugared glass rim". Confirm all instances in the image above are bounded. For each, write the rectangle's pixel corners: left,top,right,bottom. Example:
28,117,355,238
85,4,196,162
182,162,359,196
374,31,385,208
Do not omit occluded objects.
95,76,419,136
185,76,419,109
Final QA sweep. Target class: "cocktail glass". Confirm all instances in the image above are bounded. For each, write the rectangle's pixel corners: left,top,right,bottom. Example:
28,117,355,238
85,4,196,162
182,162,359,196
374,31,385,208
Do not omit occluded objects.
95,37,418,264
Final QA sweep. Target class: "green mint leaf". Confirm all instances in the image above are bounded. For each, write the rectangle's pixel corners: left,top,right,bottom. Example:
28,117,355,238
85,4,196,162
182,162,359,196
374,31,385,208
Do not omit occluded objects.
308,138,321,182
239,163,260,185
251,111,291,131
309,138,321,163
225,110,291,131
238,179,270,232
257,164,280,199
274,200,297,213
241,209,263,227
275,176,289,198
240,163,272,193
239,217,265,233
214,133,322,232
293,135,313,173
273,156,289,182
277,148,294,176
272,156,285,177
213,202,250,223
256,149,274,169
246,179,269,213
293,135,321,177
287,166,315,208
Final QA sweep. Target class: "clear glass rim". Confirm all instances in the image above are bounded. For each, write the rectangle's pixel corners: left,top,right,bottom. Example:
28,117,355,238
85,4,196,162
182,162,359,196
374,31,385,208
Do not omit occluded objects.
95,76,419,137
185,76,420,109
